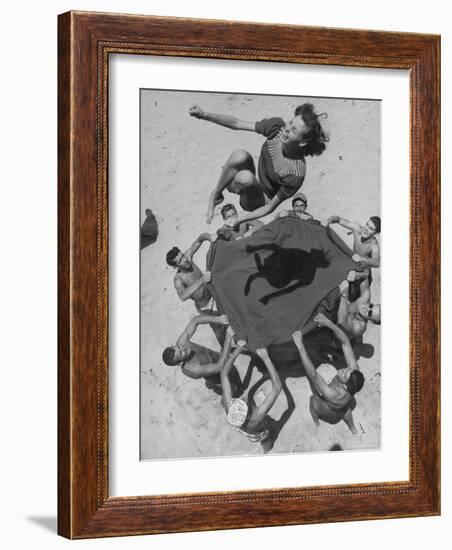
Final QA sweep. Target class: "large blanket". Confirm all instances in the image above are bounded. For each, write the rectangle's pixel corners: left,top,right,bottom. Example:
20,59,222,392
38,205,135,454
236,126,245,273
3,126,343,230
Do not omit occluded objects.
207,217,357,352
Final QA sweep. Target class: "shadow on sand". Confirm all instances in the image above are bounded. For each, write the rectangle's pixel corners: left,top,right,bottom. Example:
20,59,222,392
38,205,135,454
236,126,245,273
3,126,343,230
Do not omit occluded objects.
236,328,374,452
26,516,57,533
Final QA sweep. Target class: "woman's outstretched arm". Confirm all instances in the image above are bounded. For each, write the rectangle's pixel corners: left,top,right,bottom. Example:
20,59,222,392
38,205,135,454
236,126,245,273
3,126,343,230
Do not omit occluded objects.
189,103,256,132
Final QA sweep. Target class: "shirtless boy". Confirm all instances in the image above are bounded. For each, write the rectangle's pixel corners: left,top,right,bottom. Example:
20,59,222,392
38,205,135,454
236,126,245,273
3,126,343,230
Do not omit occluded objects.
166,232,215,311
301,270,380,342
336,270,381,340
218,203,264,241
221,330,282,442
293,317,364,434
162,313,231,385
326,215,381,268
278,192,314,221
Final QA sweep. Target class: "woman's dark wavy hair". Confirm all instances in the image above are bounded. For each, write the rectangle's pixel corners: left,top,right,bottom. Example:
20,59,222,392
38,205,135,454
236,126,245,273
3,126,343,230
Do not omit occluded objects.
294,103,329,157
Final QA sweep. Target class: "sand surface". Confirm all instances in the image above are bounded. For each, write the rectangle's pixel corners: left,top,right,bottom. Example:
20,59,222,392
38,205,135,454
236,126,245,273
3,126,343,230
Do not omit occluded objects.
140,90,381,460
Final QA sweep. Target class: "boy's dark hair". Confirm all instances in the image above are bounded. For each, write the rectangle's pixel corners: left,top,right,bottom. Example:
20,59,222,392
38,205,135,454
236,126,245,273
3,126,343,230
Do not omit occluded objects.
346,370,365,395
294,103,329,157
369,216,381,234
221,203,237,220
292,193,307,207
166,246,181,267
162,346,180,366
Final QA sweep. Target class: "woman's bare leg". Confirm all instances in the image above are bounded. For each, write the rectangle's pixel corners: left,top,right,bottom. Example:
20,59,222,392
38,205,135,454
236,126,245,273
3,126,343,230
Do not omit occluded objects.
234,170,266,211
207,150,258,221
218,149,255,189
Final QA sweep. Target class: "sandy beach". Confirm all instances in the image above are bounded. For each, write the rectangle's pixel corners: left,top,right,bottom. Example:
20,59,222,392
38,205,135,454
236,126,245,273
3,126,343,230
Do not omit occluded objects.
140,90,381,460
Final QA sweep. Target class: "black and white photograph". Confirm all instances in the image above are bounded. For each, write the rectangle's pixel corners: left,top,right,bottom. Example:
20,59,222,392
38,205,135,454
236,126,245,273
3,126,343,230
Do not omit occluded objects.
140,89,381,460
2,0,446,546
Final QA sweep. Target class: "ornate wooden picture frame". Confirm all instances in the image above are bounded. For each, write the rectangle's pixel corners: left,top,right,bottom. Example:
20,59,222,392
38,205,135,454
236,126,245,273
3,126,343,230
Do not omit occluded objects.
58,11,440,538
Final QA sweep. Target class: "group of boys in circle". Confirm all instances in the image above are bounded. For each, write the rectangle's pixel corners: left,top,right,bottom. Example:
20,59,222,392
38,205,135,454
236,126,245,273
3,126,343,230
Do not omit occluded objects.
160,101,381,446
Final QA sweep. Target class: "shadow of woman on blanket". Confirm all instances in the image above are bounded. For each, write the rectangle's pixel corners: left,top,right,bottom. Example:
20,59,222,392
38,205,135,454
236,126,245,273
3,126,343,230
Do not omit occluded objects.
243,244,330,305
